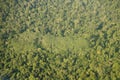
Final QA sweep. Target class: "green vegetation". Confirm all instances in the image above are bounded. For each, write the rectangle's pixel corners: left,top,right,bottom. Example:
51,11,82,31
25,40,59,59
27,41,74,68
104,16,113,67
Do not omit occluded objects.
0,0,120,80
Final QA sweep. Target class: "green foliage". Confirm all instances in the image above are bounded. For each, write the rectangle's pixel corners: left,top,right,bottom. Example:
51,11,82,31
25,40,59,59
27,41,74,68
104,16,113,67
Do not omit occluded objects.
0,0,120,80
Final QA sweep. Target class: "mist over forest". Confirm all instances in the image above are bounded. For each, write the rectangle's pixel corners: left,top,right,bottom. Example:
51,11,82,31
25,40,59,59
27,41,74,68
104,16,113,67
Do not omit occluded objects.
0,0,120,80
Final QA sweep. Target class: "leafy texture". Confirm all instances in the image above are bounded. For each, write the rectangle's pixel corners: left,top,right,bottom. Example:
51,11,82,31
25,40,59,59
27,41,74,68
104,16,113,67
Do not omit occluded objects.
0,0,120,80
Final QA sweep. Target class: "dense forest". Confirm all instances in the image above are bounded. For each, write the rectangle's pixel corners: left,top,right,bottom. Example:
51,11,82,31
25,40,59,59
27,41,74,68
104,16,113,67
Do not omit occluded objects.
0,0,120,80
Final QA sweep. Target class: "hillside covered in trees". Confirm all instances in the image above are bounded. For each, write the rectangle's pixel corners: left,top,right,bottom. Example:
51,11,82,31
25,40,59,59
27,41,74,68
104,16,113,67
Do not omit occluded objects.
0,0,120,80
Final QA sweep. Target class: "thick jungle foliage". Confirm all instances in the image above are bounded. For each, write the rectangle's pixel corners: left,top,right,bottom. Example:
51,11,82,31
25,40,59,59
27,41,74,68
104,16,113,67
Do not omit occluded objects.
0,0,120,80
